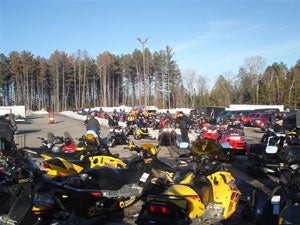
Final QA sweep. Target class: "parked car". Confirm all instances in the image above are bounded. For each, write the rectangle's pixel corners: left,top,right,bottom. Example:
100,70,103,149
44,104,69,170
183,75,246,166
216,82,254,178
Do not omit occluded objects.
243,112,264,126
216,110,229,124
221,110,253,124
252,112,275,128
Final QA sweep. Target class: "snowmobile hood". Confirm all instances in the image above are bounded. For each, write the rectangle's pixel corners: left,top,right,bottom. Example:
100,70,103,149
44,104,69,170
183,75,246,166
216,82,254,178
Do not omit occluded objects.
191,139,222,158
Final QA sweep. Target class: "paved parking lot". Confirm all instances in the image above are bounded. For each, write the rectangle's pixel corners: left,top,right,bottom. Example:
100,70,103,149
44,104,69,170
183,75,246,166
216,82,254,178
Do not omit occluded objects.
14,112,270,225
15,112,196,159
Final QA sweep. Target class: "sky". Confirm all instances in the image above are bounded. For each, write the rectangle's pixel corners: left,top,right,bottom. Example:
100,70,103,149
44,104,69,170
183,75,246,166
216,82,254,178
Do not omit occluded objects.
0,0,299,86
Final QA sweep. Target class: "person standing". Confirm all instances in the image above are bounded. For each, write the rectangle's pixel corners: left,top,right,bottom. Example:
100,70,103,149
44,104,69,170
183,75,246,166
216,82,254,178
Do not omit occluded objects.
85,113,101,136
176,111,193,143
210,109,216,124
2,113,15,134
108,112,119,128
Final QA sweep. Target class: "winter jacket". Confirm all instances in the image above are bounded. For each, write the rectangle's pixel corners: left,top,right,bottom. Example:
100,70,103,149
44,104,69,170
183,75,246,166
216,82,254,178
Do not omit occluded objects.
85,117,101,132
176,116,193,130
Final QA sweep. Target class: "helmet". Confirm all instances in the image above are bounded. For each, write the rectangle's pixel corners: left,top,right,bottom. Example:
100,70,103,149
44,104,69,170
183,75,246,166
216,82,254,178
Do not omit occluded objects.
141,143,157,162
275,112,283,121
53,136,63,145
64,137,72,145
86,133,96,142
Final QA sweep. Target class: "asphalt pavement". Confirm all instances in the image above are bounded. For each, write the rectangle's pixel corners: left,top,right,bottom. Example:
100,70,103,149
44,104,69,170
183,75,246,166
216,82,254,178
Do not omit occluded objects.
13,112,273,225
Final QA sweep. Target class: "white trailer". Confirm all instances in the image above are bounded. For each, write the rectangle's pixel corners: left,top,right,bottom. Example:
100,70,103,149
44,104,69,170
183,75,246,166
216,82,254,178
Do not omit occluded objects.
0,106,26,118
0,108,12,116
229,104,284,112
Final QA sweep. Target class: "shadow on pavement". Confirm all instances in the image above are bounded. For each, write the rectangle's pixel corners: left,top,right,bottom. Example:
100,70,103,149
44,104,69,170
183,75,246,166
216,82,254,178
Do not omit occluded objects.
16,129,42,135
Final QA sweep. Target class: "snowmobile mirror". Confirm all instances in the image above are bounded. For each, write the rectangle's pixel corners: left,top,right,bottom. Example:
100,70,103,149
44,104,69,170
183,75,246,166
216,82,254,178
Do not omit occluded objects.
266,146,278,154
179,142,189,149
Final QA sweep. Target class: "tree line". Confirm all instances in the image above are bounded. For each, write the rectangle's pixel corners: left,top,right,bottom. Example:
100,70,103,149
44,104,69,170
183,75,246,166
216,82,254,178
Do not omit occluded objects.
0,48,299,112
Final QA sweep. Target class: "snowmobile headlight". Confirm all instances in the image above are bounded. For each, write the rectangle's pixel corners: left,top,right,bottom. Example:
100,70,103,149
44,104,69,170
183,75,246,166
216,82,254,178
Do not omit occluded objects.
79,173,89,181
162,128,173,132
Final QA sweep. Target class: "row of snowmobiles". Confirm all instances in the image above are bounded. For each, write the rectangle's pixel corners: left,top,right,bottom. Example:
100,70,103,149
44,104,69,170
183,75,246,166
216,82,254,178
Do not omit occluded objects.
243,142,300,225
23,130,127,177
231,124,300,225
124,121,156,141
135,139,242,225
0,128,244,225
195,124,250,163
245,126,300,176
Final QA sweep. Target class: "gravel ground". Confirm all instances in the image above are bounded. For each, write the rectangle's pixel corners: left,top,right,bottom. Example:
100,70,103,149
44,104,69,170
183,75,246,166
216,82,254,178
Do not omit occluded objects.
13,112,277,225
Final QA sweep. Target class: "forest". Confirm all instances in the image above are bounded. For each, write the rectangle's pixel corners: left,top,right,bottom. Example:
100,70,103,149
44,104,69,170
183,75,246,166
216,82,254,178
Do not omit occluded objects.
0,47,299,112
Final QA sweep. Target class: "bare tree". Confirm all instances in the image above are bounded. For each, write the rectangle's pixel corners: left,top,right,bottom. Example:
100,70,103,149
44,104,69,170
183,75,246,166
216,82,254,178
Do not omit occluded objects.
244,56,266,104
97,52,114,107
35,56,48,110
183,70,196,108
196,74,209,106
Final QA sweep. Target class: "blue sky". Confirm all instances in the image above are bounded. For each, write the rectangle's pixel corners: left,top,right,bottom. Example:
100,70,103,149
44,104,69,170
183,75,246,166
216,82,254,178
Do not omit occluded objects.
0,0,299,85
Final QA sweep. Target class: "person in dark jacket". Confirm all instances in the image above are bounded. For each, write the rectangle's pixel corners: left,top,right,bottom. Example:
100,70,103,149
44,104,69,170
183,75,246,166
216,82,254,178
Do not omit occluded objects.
85,113,101,136
176,111,193,143
0,114,17,152
108,112,119,128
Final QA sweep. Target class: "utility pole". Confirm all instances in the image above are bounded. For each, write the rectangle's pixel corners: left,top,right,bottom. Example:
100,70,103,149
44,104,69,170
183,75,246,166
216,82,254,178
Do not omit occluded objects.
137,37,149,106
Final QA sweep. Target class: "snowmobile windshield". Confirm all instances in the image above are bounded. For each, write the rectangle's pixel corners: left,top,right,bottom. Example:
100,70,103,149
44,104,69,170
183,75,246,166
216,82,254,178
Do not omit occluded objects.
191,139,222,158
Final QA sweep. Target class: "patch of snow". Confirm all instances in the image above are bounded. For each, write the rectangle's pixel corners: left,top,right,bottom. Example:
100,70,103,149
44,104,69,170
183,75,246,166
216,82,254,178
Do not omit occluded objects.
30,109,49,115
